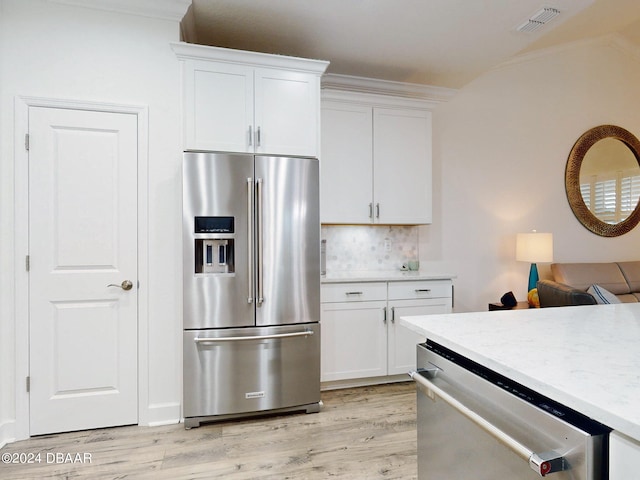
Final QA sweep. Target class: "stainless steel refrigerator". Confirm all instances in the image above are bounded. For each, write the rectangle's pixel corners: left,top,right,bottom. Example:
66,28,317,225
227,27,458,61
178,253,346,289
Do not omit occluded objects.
182,152,321,428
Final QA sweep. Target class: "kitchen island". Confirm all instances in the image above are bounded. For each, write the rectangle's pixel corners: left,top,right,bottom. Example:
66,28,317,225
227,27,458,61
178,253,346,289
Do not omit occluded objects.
400,303,640,478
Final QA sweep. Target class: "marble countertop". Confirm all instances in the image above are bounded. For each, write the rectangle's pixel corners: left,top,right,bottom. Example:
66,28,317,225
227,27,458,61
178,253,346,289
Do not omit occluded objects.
399,304,640,441
321,270,456,283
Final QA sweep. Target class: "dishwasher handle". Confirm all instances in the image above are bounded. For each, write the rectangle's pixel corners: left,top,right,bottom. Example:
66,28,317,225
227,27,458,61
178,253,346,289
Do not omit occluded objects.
409,370,567,477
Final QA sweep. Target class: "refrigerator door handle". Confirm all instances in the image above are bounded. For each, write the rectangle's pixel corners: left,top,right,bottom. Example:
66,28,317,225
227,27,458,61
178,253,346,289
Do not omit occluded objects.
194,330,314,343
247,177,254,304
256,177,264,305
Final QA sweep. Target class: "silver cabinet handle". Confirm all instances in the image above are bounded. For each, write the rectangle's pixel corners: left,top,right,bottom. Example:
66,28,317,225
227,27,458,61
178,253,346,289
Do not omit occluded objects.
256,126,261,146
391,306,395,323
409,371,567,477
376,203,380,219
345,291,363,296
256,178,264,305
195,330,314,343
415,289,431,293
369,203,373,219
247,177,254,304
107,280,133,291
383,306,387,324
248,125,253,146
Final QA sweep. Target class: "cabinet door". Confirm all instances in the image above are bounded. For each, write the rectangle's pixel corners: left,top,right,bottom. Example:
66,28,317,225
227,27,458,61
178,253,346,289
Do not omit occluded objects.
184,60,254,153
373,108,432,224
320,300,387,382
255,68,320,157
320,102,373,223
387,298,451,375
610,431,640,480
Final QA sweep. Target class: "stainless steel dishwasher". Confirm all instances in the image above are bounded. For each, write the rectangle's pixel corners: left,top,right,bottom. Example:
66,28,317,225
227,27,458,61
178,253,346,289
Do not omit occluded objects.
411,341,610,479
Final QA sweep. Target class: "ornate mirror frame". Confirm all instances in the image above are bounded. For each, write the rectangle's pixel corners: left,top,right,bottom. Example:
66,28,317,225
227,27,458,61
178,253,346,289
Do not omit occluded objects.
566,125,640,237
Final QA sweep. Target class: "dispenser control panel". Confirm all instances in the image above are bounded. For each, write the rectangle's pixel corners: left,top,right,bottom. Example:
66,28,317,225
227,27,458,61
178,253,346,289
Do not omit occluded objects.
194,217,235,275
195,216,234,234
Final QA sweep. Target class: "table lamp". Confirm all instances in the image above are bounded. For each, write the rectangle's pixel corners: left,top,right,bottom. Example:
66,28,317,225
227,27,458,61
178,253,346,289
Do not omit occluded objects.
516,231,553,292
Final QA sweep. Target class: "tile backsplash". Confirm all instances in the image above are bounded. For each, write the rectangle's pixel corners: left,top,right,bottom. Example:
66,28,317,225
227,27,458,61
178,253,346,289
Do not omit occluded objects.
321,225,418,272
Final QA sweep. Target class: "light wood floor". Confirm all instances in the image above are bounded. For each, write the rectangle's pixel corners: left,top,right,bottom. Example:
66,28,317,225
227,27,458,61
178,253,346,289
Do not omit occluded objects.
1,382,417,480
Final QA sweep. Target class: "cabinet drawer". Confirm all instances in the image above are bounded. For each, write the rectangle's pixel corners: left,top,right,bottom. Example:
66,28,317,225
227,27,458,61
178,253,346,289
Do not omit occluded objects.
388,280,452,300
321,282,387,303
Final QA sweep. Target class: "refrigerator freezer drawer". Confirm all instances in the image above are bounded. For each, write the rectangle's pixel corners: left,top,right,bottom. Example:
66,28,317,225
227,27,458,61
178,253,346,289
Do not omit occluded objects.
183,324,320,421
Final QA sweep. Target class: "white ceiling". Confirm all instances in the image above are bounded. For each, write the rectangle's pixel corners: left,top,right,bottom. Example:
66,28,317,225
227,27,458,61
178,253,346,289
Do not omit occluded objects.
184,0,640,88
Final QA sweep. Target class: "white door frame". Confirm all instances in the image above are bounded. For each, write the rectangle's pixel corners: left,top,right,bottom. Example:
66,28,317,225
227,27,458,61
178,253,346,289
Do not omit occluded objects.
14,96,150,440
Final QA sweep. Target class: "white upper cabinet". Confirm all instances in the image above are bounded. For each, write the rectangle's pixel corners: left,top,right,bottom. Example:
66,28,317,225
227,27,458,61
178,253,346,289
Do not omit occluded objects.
320,102,373,223
320,88,434,224
186,60,254,153
254,68,320,156
173,43,329,157
373,108,431,224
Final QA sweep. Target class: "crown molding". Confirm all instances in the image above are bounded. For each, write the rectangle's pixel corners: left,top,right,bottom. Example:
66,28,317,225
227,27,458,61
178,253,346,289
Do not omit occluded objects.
171,42,330,75
321,73,457,104
47,0,192,21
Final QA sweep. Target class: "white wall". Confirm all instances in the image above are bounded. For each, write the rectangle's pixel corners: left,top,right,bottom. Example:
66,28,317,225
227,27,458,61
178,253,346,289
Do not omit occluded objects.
0,0,184,444
425,37,640,312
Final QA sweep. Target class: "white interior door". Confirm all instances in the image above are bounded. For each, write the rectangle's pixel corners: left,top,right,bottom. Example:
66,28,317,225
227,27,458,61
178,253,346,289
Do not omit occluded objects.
28,106,138,435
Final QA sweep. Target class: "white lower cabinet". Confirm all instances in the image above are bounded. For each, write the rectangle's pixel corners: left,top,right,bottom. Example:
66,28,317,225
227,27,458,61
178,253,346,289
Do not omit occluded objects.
387,297,451,375
321,299,387,381
610,431,640,479
320,279,453,384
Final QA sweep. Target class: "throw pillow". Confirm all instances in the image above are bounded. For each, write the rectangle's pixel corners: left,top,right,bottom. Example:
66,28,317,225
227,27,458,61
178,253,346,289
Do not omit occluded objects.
587,284,621,304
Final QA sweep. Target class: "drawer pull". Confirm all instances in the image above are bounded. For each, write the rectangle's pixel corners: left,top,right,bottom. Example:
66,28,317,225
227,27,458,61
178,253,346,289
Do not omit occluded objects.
345,291,363,296
415,289,431,293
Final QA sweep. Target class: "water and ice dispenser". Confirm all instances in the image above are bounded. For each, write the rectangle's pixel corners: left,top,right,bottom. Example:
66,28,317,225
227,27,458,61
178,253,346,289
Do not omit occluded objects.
193,216,234,275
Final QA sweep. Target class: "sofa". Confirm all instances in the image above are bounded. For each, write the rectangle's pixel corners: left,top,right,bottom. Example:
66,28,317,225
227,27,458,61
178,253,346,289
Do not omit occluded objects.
536,261,640,307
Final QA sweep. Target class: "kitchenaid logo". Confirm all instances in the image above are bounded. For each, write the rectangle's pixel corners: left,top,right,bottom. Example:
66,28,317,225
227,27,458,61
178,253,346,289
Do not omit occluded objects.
245,391,265,399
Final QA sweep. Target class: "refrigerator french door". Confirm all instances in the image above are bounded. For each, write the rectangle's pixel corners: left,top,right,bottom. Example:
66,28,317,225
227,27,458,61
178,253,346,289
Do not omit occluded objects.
182,152,321,428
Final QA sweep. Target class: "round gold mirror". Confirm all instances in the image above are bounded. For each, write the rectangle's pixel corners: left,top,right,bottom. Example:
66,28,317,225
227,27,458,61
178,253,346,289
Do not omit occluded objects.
566,125,640,236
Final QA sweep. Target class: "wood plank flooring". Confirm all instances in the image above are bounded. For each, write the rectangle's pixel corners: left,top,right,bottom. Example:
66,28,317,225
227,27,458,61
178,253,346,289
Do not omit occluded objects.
1,382,417,480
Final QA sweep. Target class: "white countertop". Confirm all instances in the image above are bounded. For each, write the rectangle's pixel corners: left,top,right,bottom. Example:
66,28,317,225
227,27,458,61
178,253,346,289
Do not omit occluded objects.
400,304,640,441
321,270,456,283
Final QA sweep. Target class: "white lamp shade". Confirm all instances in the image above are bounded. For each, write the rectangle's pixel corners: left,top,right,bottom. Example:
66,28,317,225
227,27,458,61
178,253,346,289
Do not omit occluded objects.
516,232,553,263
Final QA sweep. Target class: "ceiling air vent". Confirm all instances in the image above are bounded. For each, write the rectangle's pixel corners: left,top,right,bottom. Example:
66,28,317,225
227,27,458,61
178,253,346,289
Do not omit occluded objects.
516,7,560,33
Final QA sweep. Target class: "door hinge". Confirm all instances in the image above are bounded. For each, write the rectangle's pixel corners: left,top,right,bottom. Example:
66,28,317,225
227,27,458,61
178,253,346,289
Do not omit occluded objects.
25,255,30,271
26,376,30,393
25,133,30,151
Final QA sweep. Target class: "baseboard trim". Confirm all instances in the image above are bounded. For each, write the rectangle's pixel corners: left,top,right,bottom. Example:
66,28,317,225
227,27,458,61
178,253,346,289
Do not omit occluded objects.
144,402,181,427
321,374,411,391
0,419,16,449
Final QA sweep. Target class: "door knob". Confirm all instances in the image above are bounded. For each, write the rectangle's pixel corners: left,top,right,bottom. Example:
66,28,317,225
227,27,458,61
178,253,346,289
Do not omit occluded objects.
107,280,133,291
